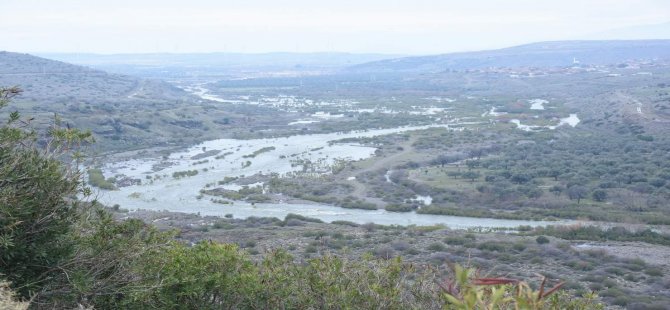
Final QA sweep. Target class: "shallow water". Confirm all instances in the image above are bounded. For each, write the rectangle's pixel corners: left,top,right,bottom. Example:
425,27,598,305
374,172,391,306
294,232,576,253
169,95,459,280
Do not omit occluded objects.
511,114,580,131
529,99,547,110
97,124,571,228
101,83,570,230
414,195,433,205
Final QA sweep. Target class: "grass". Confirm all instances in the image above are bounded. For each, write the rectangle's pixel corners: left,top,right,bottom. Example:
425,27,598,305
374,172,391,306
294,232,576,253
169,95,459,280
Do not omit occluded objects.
87,168,116,190
242,146,276,158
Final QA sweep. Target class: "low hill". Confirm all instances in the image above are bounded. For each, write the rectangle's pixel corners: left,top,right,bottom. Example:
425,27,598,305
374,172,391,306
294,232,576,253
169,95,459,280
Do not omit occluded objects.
0,52,297,153
0,51,187,102
348,40,670,73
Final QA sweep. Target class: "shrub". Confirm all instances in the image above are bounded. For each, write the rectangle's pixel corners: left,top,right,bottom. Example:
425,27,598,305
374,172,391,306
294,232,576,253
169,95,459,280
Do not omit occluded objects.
612,296,630,306
476,242,507,252
644,267,663,277
391,241,411,251
439,264,604,309
444,236,470,245
172,169,199,178
536,235,550,244
283,213,323,224
592,189,607,202
331,220,359,227
87,168,117,190
0,88,94,299
427,243,447,252
212,221,234,229
361,222,377,232
374,246,396,259
385,204,413,212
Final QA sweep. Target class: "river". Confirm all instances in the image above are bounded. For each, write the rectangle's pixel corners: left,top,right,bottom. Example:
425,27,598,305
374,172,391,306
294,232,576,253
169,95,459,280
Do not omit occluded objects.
96,86,572,229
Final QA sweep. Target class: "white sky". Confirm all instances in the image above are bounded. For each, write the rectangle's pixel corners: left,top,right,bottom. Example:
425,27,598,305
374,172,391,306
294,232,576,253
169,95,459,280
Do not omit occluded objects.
1,0,669,54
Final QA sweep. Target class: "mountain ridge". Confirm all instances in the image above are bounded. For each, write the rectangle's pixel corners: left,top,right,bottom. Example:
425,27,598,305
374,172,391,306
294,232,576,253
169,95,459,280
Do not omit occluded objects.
347,39,670,73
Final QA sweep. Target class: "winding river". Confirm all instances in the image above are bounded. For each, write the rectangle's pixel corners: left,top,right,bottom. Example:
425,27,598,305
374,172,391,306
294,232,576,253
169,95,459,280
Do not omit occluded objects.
96,86,573,229
98,125,570,229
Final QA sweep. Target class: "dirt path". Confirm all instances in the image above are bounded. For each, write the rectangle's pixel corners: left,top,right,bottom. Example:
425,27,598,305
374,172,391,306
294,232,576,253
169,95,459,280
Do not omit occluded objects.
126,80,145,99
614,91,647,118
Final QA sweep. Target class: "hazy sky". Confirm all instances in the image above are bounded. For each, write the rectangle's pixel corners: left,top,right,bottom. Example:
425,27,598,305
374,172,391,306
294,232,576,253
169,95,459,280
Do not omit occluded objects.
1,0,669,54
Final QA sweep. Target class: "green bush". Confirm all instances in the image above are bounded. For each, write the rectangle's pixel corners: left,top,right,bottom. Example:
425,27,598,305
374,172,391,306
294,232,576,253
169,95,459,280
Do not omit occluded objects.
87,168,117,190
284,213,323,223
444,236,471,245
476,242,507,252
427,242,447,252
536,235,550,244
0,87,94,299
172,169,199,178
130,243,433,309
644,267,663,277
385,203,414,212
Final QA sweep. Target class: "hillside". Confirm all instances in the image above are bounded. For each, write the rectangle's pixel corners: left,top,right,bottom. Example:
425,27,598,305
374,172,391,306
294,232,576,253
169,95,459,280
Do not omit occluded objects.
349,40,670,73
0,51,187,102
0,52,304,153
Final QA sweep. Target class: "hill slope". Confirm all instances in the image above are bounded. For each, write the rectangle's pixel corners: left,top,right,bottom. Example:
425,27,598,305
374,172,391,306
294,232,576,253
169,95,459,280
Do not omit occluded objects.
0,52,297,153
0,51,187,102
349,40,670,73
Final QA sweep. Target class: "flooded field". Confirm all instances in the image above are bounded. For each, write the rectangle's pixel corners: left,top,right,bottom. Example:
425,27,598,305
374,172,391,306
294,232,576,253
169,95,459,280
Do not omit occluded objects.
98,124,570,228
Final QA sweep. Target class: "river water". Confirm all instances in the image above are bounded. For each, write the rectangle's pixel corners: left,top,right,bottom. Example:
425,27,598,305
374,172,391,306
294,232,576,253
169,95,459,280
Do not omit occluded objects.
97,124,570,228
97,86,572,228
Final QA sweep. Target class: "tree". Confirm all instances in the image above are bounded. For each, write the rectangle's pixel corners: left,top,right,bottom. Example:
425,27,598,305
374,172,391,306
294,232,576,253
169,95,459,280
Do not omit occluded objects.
462,171,481,182
465,159,480,170
511,173,531,184
550,185,563,197
0,87,172,308
536,236,550,244
36,210,172,308
592,189,607,202
0,87,93,298
432,154,462,167
567,186,588,204
526,187,544,199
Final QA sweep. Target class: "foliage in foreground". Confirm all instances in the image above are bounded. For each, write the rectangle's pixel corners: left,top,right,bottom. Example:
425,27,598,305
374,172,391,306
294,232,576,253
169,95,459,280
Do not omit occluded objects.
0,87,603,309
440,264,603,310
0,86,93,297
123,243,604,310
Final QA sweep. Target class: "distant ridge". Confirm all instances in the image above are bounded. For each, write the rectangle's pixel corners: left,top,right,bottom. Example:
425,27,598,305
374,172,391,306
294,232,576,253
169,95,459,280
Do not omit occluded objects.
348,40,670,73
36,52,404,70
0,51,186,102
0,51,100,74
